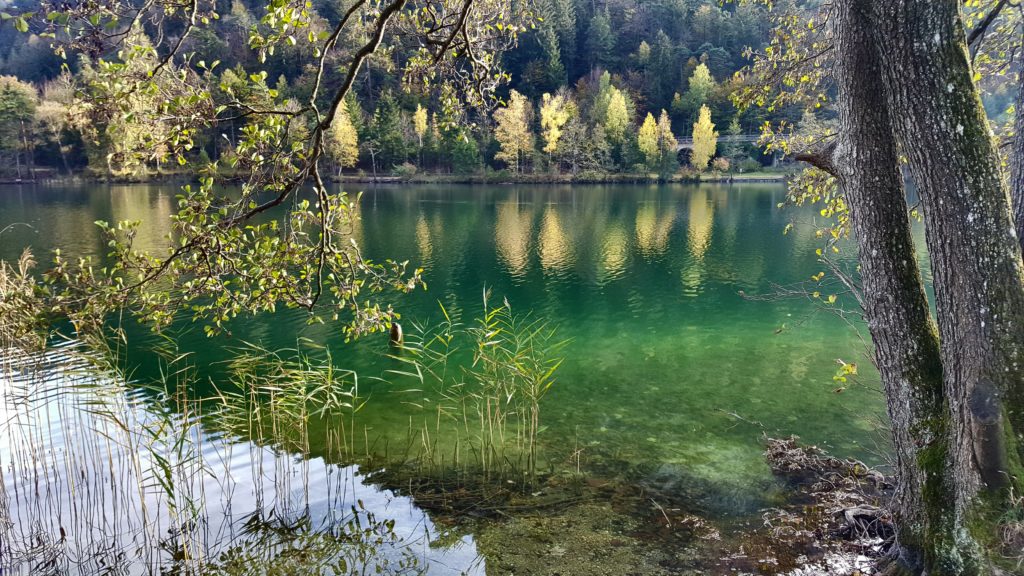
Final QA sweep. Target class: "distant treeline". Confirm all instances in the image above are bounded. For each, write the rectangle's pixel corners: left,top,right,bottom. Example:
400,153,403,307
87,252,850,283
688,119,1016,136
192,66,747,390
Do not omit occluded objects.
0,0,793,179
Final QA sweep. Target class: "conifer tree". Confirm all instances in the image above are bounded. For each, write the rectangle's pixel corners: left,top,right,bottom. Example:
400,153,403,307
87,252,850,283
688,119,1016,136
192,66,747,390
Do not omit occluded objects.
682,62,715,122
584,8,614,73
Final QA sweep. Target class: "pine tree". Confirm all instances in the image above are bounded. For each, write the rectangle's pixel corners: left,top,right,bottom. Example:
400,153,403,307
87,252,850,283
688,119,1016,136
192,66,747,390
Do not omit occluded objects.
682,63,715,122
369,91,409,171
650,29,677,106
590,71,614,125
536,18,566,87
547,0,577,77
584,8,614,73
723,116,745,165
690,104,717,172
637,41,651,65
443,128,481,174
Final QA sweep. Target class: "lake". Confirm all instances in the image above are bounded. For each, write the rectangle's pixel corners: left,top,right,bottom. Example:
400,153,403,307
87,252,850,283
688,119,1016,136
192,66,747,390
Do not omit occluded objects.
0,182,892,574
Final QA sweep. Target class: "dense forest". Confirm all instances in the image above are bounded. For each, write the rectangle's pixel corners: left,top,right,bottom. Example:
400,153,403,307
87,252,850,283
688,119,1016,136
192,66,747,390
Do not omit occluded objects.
0,0,787,179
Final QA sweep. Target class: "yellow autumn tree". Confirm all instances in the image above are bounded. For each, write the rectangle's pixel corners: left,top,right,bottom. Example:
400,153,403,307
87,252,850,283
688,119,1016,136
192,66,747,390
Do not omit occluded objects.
638,112,659,171
656,110,678,177
494,90,534,173
604,88,629,145
413,103,428,149
326,99,359,175
690,104,717,172
413,103,428,166
540,92,571,156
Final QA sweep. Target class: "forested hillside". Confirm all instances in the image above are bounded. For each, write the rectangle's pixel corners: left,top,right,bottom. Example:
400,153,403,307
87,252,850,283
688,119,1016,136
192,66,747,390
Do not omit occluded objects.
0,0,789,179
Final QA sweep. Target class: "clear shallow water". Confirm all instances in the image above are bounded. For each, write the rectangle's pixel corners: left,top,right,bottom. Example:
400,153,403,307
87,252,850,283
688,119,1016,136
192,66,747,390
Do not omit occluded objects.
0,343,483,575
0,182,891,573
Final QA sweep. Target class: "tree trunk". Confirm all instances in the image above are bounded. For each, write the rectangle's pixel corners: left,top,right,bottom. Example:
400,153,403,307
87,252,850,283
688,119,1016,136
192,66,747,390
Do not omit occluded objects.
1010,77,1024,252
873,0,1024,571
55,131,71,175
21,120,34,179
827,2,950,570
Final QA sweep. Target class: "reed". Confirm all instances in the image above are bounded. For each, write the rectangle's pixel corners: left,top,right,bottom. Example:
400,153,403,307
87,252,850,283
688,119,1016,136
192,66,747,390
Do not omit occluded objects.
388,294,566,487
0,335,432,574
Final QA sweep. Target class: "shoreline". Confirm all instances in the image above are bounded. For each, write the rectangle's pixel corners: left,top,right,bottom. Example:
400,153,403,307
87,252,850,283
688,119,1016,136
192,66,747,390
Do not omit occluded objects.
0,171,791,187
333,172,789,185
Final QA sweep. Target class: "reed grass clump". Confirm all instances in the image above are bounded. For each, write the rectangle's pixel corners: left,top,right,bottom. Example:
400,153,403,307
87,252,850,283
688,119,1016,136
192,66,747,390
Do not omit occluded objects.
388,295,566,487
0,336,429,575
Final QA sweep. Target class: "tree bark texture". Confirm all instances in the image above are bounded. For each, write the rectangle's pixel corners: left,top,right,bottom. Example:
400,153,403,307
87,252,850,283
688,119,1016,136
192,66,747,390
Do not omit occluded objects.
1010,77,1024,252
830,2,950,571
872,1,1024,569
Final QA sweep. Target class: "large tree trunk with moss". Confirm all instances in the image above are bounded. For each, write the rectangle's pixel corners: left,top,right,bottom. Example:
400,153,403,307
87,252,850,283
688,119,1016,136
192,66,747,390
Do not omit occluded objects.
872,0,1024,572
1011,77,1024,251
826,2,950,571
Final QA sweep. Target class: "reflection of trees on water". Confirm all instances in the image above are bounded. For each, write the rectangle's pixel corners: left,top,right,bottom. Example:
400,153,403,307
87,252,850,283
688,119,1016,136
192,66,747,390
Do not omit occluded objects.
686,189,714,262
494,198,533,277
635,201,677,258
108,184,174,254
681,188,715,297
416,214,433,266
598,222,629,283
470,184,821,300
538,206,572,274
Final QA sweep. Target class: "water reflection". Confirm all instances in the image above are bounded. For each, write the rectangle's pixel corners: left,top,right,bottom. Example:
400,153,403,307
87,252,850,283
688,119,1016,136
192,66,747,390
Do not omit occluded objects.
416,214,433,266
0,182,889,547
635,201,676,257
108,185,175,254
0,345,484,575
687,189,714,261
538,205,572,274
494,198,533,278
678,190,714,297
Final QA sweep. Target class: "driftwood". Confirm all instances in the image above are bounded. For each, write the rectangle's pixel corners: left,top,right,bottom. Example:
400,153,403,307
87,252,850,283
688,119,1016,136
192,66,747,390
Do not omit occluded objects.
833,505,893,542
763,436,896,566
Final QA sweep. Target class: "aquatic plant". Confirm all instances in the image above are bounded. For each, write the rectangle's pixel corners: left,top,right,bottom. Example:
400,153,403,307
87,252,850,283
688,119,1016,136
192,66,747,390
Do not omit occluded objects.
389,294,566,485
215,340,364,457
0,336,448,574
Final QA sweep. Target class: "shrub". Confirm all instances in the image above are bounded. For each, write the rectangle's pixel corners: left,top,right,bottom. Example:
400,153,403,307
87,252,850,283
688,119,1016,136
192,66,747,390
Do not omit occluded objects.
738,157,763,173
393,162,417,178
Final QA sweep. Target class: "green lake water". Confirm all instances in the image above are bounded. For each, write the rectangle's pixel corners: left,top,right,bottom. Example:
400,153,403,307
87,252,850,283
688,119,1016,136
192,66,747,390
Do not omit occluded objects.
0,182,897,574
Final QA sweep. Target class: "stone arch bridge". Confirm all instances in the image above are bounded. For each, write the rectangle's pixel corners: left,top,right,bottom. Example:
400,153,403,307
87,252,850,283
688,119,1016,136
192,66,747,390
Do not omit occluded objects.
675,134,761,152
